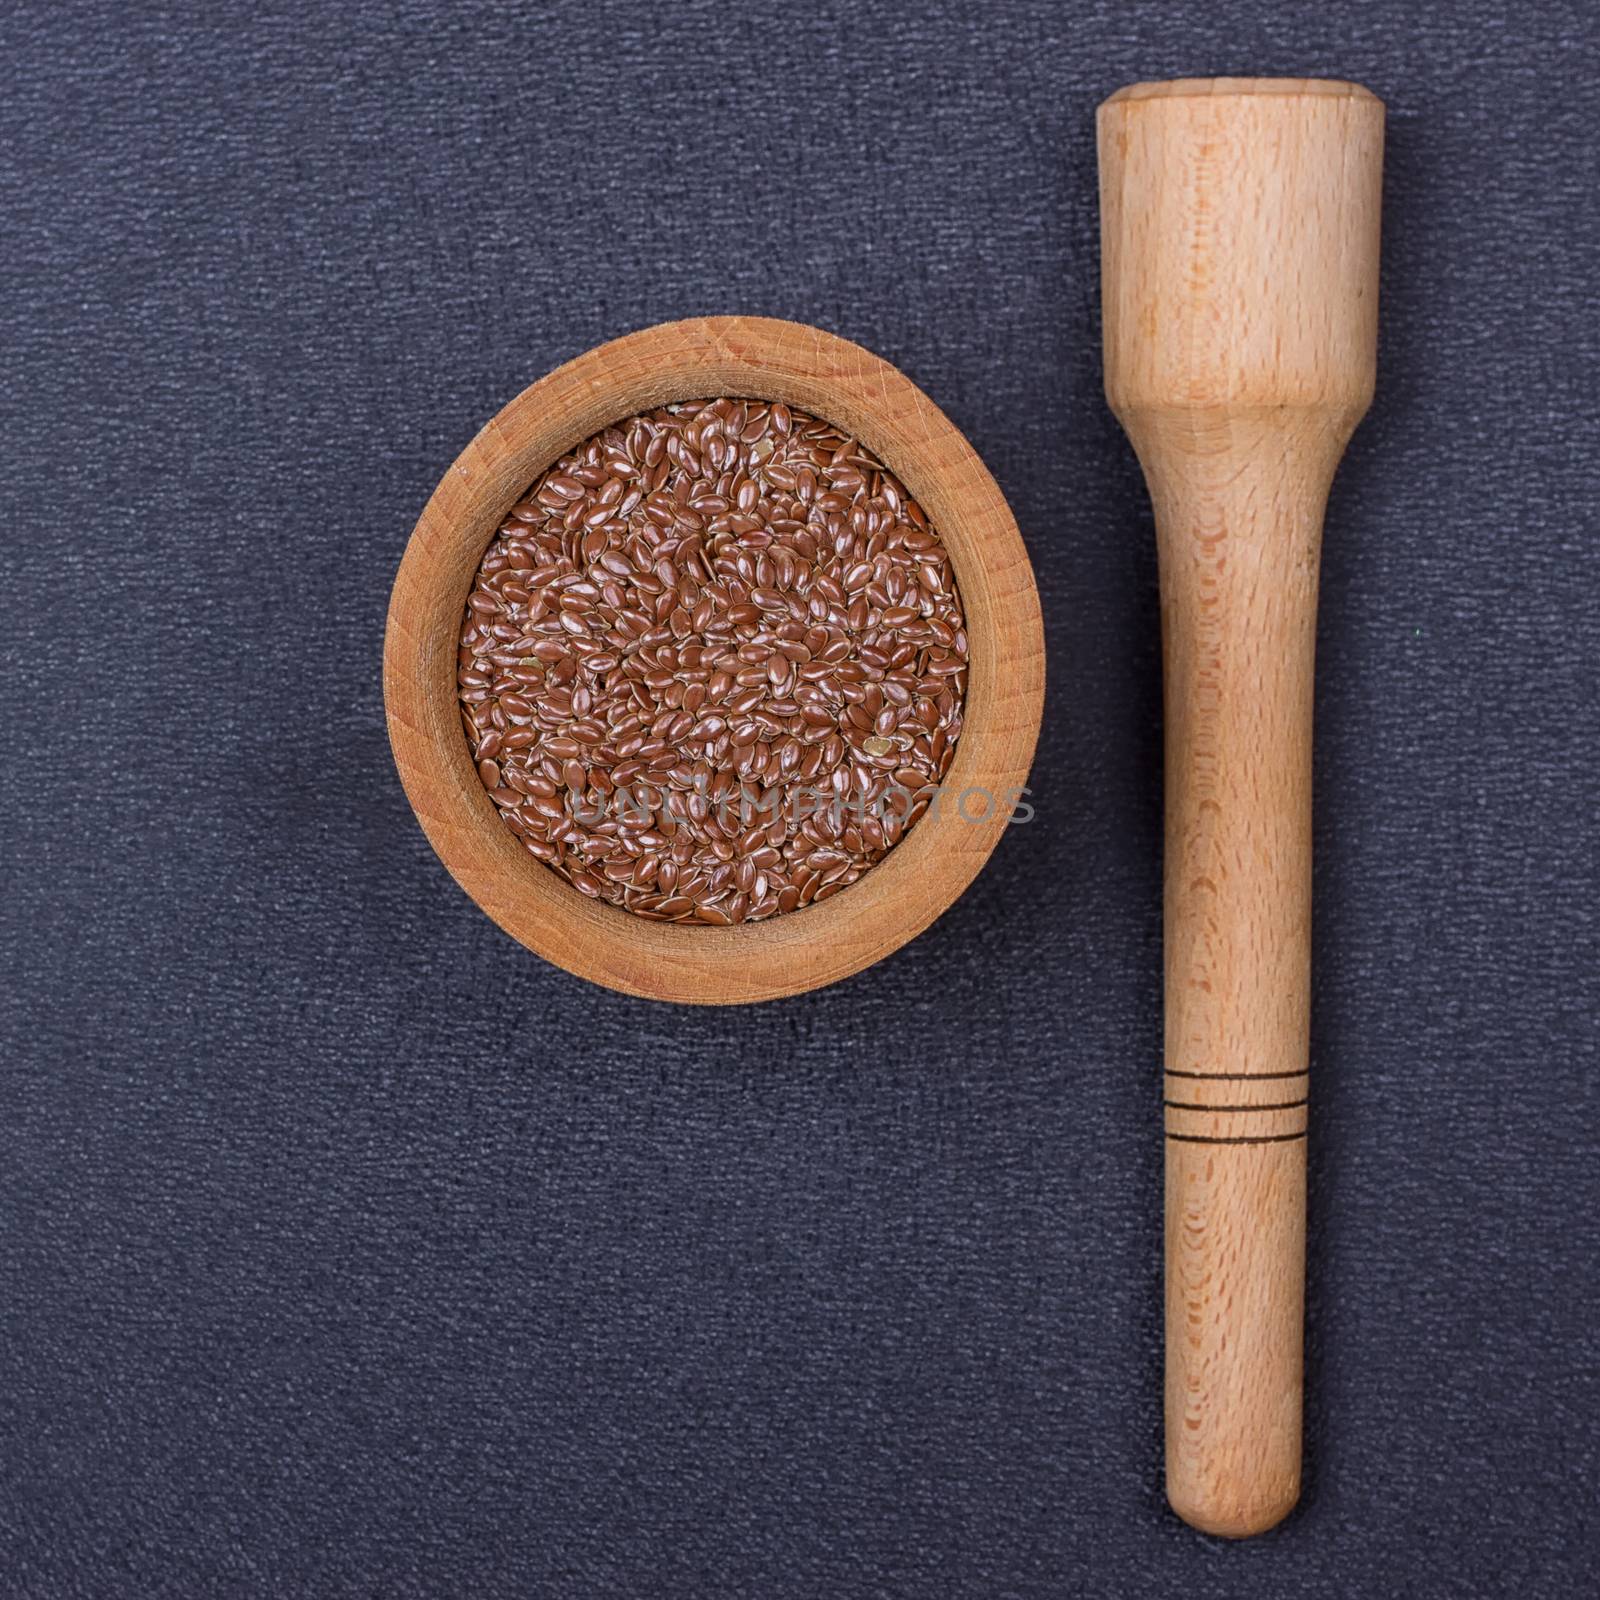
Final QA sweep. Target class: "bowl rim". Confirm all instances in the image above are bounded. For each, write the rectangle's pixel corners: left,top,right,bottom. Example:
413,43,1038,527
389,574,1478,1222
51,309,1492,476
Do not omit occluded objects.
384,315,1044,1003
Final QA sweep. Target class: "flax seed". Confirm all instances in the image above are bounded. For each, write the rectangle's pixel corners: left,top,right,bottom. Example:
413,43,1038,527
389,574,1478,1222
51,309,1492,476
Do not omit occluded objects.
459,398,967,923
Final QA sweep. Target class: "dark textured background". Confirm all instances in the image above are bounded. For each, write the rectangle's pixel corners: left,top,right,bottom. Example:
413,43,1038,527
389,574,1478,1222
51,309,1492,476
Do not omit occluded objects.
4,1,1597,1594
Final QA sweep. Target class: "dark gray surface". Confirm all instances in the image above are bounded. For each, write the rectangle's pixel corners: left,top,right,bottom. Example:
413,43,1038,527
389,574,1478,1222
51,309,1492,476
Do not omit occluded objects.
3,1,1597,1595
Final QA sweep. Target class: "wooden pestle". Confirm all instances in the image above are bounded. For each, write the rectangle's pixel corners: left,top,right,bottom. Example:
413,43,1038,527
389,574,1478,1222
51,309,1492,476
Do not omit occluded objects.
1097,79,1384,1536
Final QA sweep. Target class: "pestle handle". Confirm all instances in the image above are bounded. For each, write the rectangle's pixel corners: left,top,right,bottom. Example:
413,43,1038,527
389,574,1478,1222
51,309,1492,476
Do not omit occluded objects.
1098,78,1384,1536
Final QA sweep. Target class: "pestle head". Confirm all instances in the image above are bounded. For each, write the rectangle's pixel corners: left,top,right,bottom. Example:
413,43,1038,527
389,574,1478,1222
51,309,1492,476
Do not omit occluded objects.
1099,78,1384,425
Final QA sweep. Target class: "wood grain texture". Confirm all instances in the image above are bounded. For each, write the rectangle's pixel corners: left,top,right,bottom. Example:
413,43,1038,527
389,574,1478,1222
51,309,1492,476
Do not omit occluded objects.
1099,79,1384,1536
385,316,1043,1004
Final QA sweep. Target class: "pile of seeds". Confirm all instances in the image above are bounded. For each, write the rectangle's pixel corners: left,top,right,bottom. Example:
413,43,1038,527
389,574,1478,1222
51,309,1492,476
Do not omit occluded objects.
457,398,968,925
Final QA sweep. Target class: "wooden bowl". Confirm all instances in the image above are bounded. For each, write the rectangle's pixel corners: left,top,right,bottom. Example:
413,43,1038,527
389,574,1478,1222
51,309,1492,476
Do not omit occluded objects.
384,316,1043,1003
